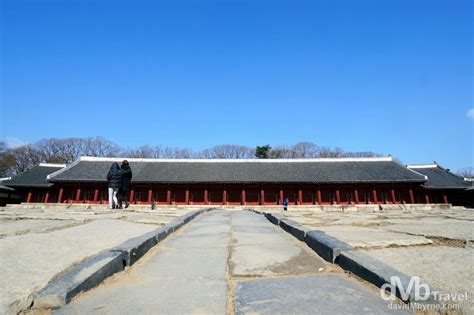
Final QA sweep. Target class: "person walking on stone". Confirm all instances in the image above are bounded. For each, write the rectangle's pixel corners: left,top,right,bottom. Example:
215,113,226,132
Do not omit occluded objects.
118,160,132,209
106,162,122,209
283,196,289,211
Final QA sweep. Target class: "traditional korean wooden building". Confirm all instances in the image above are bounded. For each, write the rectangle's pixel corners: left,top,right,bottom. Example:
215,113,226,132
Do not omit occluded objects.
0,184,19,206
1,163,66,203
407,164,472,207
2,157,471,207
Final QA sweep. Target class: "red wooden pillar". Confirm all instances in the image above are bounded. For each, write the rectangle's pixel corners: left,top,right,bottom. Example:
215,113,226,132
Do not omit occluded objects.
203,187,208,204
354,187,359,204
130,189,135,204
443,194,448,204
424,193,430,204
148,187,153,203
372,188,378,204
335,189,341,204
166,187,171,205
58,188,64,203
26,191,32,203
205,187,209,204
185,187,190,205
408,189,414,204
44,191,49,203
317,187,321,205
391,188,397,204
279,187,284,205
93,188,99,203
260,187,265,206
222,187,226,205
242,187,246,205
298,188,303,205
75,187,81,203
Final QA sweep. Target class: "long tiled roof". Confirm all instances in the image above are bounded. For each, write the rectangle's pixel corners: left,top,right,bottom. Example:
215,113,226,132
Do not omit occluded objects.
2,164,66,188
48,156,426,184
407,164,471,190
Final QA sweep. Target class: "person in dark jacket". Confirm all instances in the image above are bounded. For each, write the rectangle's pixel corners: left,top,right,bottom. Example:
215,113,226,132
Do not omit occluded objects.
107,162,122,209
118,160,132,209
283,196,289,211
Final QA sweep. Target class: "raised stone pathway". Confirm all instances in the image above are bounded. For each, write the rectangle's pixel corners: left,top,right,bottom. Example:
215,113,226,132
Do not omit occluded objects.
56,210,407,314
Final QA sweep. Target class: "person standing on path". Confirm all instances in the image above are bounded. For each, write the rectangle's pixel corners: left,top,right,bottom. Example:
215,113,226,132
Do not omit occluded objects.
118,160,132,209
283,196,289,211
106,162,122,209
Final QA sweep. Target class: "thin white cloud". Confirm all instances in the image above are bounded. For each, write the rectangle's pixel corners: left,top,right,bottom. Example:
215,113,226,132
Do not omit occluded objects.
467,108,474,120
3,137,28,148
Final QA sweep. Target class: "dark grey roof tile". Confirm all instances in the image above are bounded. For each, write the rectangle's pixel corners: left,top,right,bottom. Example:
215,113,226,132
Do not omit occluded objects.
2,164,66,188
49,157,425,184
407,165,470,189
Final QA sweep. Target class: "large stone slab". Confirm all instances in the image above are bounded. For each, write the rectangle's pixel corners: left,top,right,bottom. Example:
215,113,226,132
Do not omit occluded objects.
163,233,229,249
183,222,231,235
338,250,417,300
234,274,409,314
232,228,294,246
382,218,474,241
0,219,157,313
314,225,433,248
111,227,167,266
32,251,126,310
265,212,283,225
362,246,474,312
230,212,327,277
55,211,230,314
278,218,311,241
230,243,327,277
305,230,353,262
0,219,85,237
55,278,227,314
232,211,271,226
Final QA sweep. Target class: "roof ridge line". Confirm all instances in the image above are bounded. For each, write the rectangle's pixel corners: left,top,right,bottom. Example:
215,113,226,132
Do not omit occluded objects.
47,160,79,180
406,164,438,168
77,156,394,163
38,163,67,168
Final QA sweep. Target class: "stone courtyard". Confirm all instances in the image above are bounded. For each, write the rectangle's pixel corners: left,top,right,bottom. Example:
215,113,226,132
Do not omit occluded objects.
264,207,474,312
0,205,195,313
0,205,472,314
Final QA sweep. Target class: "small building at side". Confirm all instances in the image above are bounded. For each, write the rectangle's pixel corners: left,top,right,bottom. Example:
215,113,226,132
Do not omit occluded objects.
1,163,66,203
407,163,472,207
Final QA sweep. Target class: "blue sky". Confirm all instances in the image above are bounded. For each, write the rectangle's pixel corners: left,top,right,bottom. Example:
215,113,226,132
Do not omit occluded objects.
1,0,472,170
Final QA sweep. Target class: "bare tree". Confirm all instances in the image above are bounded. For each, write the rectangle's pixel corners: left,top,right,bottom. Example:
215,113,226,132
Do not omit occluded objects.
33,137,121,164
10,145,42,174
123,145,163,158
268,145,294,158
2,137,387,176
199,145,254,159
161,147,193,159
342,151,382,158
82,137,121,157
318,146,344,158
196,149,213,159
291,142,320,158
0,141,16,177
174,148,192,159
457,167,474,178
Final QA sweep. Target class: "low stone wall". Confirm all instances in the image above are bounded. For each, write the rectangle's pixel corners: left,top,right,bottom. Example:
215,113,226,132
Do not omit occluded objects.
5,203,222,211
246,203,455,212
5,202,457,212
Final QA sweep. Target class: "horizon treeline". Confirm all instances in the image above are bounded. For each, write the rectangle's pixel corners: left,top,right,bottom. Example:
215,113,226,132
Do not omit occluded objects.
0,137,384,177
